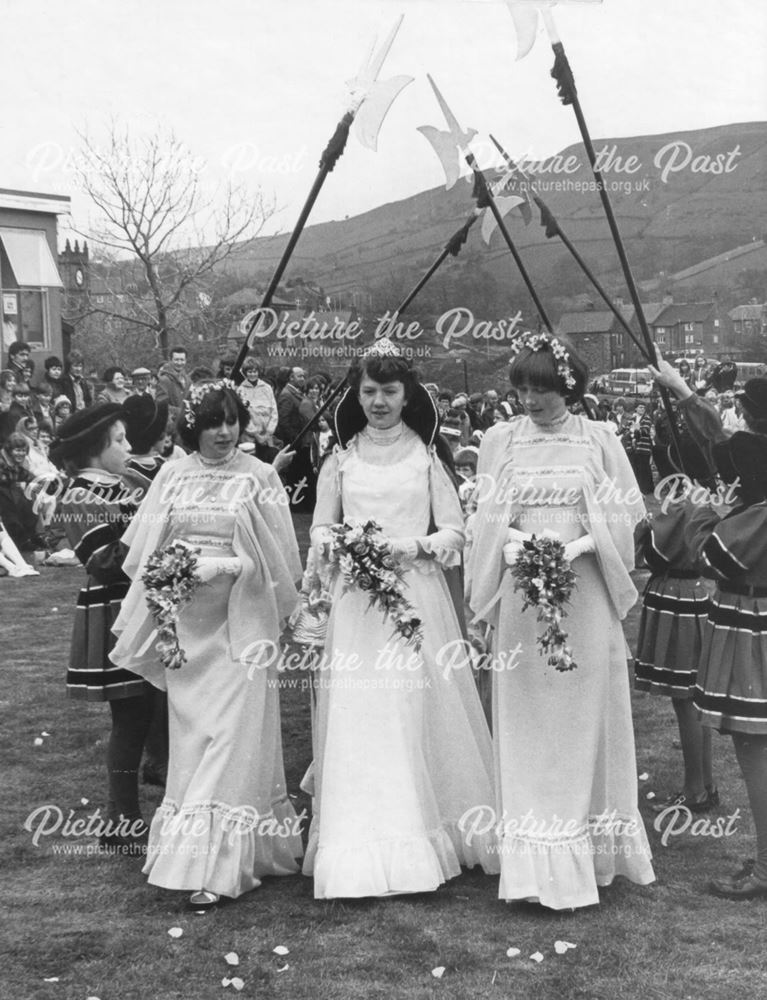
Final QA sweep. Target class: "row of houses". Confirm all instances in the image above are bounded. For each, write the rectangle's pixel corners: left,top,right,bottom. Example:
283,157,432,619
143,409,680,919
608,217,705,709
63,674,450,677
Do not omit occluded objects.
558,297,767,376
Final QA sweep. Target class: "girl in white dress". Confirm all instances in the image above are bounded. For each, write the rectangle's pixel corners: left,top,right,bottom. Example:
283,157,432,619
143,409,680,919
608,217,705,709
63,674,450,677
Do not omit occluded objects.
467,333,655,910
302,340,499,898
112,383,303,909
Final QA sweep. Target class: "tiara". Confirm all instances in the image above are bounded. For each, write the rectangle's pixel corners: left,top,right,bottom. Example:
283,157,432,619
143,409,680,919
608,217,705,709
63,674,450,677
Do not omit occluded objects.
364,337,402,358
510,331,577,391
182,379,248,429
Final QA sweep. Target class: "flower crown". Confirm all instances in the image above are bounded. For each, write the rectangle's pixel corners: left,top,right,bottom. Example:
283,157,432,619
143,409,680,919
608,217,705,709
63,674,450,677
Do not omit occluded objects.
182,379,248,429
510,331,577,391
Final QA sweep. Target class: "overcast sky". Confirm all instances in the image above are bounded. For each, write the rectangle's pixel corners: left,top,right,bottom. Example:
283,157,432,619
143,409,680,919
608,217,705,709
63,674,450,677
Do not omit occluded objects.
1,0,765,244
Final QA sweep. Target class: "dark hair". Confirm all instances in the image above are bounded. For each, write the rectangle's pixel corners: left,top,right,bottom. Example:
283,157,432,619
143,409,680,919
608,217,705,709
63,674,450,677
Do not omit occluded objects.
8,341,30,358
175,386,250,451
170,346,187,357
6,432,29,452
38,420,54,436
102,366,125,383
66,350,84,367
347,354,419,400
189,365,215,384
508,336,588,405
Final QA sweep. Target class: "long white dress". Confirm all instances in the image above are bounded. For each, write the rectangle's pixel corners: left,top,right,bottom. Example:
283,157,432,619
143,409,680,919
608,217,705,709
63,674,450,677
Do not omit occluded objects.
111,449,303,897
467,412,655,909
302,422,499,898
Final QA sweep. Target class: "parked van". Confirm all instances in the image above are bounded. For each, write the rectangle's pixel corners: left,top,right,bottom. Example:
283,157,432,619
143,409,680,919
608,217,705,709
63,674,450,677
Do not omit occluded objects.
605,368,653,396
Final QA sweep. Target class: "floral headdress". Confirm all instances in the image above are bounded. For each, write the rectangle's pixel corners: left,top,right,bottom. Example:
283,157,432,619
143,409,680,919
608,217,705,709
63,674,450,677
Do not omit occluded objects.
182,379,249,429
510,331,577,391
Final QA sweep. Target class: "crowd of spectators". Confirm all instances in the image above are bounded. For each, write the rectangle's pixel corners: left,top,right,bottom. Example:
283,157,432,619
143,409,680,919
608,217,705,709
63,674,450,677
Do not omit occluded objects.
0,341,753,577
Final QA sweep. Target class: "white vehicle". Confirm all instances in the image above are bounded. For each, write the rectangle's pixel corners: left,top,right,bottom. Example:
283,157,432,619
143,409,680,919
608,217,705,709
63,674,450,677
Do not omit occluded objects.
605,368,653,397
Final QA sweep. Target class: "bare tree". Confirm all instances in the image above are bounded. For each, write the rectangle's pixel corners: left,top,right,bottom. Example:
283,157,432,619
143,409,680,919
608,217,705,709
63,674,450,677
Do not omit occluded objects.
73,124,270,359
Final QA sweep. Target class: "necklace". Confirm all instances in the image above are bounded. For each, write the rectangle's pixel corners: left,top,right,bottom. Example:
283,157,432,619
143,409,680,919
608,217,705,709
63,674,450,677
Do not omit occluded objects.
531,410,570,429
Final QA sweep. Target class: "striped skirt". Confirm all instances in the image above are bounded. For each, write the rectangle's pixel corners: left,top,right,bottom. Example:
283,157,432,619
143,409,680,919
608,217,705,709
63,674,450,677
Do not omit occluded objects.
634,574,710,698
67,577,147,702
694,588,767,734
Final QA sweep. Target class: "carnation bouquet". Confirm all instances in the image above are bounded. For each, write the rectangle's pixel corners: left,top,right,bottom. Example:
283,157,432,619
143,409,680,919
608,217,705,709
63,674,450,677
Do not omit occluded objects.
142,540,202,669
328,519,424,652
509,532,578,671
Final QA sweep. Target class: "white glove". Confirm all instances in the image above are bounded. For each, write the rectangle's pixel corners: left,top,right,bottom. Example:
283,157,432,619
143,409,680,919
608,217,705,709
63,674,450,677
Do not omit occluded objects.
388,537,419,562
507,526,533,545
503,541,524,566
563,535,595,563
310,525,335,562
197,556,242,583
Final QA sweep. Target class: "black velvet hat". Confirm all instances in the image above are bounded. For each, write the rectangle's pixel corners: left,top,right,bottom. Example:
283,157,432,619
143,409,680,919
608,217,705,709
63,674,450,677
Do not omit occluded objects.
51,402,125,462
736,378,767,422
122,394,169,451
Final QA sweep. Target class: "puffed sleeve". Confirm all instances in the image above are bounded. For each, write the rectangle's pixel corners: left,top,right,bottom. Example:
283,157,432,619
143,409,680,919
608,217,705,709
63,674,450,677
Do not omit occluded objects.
687,503,767,581
61,500,131,585
310,449,343,548
416,451,464,568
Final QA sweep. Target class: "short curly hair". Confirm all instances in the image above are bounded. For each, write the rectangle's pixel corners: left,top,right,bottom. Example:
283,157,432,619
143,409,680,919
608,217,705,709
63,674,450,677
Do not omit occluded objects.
175,385,250,451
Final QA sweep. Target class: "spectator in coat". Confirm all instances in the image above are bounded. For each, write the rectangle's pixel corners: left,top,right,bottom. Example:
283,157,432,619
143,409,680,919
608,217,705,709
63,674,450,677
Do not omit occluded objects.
61,350,94,412
155,347,190,419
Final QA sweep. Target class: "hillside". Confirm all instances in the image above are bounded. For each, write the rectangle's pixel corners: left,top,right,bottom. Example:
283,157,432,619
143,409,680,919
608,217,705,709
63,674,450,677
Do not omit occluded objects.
224,121,767,319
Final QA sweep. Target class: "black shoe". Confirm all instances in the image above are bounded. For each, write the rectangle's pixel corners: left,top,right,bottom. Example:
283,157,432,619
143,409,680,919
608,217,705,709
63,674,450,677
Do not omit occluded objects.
99,831,148,856
709,869,767,900
651,788,718,814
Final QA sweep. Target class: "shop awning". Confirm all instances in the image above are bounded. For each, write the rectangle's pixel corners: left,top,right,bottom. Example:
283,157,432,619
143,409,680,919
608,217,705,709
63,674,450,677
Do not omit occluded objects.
0,227,63,287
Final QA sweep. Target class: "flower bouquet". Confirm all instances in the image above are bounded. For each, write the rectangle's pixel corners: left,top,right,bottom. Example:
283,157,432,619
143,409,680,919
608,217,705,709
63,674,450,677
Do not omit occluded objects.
142,540,202,669
509,532,578,671
328,519,424,652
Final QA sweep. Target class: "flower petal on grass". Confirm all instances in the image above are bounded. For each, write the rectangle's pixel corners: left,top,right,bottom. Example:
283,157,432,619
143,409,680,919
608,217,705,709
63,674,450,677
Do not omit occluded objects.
80,798,89,805
554,940,577,954
230,978,244,991
646,791,656,800
276,964,290,973
530,952,544,963
224,952,239,966
33,737,44,746
638,772,649,781
42,978,59,982
167,927,183,938
506,947,521,958
41,731,51,737
273,945,289,956
431,967,445,979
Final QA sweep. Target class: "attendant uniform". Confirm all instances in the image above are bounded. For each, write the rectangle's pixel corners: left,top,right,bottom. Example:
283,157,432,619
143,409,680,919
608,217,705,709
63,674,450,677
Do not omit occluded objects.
687,503,767,735
634,506,710,698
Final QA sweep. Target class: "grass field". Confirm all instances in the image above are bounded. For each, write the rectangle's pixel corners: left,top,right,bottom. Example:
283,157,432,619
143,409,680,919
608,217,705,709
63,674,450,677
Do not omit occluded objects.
2,513,765,1000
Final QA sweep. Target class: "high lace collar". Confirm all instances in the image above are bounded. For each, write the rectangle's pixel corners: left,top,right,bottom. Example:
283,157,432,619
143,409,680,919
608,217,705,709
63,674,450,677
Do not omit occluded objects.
197,447,239,467
361,420,406,444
